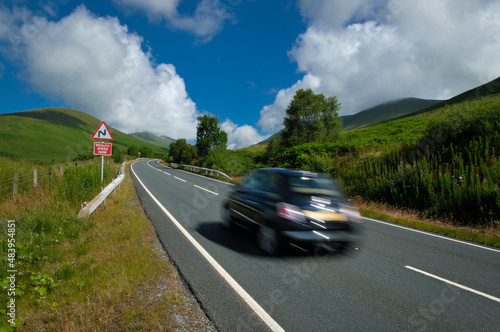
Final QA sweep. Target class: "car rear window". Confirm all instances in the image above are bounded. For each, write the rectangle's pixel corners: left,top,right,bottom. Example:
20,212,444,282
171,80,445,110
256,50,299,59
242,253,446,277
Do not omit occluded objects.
287,175,343,196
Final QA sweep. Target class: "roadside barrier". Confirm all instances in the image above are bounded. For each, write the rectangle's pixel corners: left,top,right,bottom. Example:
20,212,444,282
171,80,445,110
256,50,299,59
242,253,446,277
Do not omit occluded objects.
77,162,126,219
170,163,232,181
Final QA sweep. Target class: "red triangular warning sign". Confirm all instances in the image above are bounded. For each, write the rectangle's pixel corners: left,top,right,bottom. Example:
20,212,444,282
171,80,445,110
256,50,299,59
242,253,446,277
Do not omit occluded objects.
91,122,114,141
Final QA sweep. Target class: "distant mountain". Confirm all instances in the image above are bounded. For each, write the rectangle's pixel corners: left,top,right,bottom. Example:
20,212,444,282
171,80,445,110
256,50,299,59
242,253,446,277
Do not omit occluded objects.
0,108,169,162
129,132,175,149
341,98,442,131
406,75,500,117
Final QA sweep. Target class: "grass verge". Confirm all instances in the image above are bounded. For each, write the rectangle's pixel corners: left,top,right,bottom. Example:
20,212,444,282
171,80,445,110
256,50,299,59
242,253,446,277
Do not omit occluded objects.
1,161,215,331
354,199,500,248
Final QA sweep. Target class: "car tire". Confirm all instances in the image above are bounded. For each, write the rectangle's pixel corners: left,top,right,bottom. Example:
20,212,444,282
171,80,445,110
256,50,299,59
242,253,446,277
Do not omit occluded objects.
222,207,235,230
257,225,279,255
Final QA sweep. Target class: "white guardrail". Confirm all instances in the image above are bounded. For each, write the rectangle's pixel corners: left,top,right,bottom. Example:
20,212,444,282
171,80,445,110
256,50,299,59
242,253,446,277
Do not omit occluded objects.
77,162,126,219
170,163,232,181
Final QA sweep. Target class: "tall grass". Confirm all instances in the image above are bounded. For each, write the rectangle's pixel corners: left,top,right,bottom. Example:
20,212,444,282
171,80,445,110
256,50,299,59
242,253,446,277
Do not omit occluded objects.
0,158,113,328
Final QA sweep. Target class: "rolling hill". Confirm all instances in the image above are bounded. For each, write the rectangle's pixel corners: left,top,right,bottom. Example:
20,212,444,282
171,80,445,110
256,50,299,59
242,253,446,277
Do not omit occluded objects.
129,132,176,149
405,75,500,117
341,98,442,131
0,108,169,162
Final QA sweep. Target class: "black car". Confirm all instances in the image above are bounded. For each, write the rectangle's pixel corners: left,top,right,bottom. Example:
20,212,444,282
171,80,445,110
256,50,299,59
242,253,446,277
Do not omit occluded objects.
222,168,362,255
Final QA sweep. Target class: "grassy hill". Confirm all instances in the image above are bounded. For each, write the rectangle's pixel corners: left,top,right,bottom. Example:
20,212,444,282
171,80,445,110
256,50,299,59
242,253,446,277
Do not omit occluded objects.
129,132,176,149
341,98,441,131
404,76,500,118
0,108,169,162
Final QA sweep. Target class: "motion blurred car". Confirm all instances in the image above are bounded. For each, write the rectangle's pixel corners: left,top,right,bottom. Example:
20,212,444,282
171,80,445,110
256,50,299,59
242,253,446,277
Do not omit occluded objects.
222,168,362,255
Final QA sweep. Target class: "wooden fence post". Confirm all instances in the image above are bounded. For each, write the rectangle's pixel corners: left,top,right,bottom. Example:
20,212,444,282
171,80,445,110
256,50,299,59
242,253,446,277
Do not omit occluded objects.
13,173,18,202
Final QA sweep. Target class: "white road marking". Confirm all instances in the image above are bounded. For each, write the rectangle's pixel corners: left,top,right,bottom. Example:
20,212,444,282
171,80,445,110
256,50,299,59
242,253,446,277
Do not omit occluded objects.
405,266,500,303
174,176,187,182
364,217,500,253
194,184,219,196
131,162,285,332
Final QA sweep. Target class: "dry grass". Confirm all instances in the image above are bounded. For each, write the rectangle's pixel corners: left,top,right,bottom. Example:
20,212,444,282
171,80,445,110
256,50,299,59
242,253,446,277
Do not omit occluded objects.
353,198,500,247
1,162,215,331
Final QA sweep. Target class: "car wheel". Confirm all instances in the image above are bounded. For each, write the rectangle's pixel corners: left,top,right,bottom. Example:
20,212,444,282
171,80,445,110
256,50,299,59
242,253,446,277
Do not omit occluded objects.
222,207,234,230
257,225,279,255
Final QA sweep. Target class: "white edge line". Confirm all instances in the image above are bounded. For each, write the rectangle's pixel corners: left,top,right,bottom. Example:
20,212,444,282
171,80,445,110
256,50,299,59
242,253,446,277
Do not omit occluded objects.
194,184,219,196
131,162,285,332
364,217,500,253
405,266,500,303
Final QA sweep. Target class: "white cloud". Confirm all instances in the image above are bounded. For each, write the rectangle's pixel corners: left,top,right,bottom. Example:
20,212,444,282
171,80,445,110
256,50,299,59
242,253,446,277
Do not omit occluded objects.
0,5,199,139
114,0,233,42
259,0,500,127
222,119,267,149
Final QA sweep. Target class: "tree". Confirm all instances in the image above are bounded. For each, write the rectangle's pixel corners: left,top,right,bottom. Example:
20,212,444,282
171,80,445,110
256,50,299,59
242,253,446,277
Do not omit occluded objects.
280,88,342,147
139,146,154,158
127,146,139,157
263,135,281,167
169,139,197,164
196,114,228,158
112,147,124,163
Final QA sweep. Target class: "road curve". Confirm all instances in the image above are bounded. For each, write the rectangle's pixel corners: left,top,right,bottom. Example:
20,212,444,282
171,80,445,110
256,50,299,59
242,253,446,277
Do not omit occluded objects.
130,160,500,332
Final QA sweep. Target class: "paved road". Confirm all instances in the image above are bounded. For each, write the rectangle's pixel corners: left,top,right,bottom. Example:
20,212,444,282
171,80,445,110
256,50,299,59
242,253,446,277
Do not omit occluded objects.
130,160,500,332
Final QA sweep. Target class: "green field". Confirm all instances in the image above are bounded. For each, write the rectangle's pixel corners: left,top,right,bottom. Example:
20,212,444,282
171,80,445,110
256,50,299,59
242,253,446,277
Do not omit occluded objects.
0,108,169,162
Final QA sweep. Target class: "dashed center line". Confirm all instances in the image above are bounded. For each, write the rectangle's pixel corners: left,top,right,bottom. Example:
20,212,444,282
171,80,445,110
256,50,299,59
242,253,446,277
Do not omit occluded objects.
194,184,219,195
174,176,187,182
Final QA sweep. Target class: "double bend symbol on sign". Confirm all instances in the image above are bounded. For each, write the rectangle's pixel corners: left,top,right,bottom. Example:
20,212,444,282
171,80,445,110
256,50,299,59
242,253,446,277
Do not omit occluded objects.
91,122,114,141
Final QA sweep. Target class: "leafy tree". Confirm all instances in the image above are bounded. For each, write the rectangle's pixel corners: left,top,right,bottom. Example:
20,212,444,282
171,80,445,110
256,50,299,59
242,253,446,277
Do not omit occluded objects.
196,114,228,158
127,146,139,157
112,147,124,163
139,146,154,158
263,135,281,167
169,139,197,164
281,88,342,147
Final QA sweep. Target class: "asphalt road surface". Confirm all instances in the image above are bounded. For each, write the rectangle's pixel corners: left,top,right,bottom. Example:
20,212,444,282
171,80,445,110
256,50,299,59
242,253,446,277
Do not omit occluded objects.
130,160,500,332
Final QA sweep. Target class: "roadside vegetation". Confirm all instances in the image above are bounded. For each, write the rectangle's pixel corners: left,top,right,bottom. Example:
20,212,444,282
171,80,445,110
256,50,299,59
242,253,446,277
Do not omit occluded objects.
0,156,213,330
165,90,500,247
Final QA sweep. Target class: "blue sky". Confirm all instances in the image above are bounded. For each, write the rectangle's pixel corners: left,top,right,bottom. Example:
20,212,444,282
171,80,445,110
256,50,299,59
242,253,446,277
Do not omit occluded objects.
1,0,500,148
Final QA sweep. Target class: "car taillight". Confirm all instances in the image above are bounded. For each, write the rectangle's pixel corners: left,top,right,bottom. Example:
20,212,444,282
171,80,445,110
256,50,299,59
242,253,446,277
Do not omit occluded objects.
277,203,307,223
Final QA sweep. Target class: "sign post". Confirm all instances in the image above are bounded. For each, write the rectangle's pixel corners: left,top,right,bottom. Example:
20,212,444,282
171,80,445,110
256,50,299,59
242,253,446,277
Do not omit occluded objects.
91,122,114,189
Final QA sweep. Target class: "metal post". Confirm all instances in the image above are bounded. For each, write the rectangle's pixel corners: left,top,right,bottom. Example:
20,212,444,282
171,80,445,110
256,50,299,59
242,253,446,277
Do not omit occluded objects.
101,140,104,190
34,169,37,187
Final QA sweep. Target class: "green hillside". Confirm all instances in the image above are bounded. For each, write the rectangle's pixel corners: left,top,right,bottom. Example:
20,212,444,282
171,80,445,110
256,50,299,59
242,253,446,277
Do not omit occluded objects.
0,108,169,162
130,132,176,149
342,98,441,131
405,75,500,117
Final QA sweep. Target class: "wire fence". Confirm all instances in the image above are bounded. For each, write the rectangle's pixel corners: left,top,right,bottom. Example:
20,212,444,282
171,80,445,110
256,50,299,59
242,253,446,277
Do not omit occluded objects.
0,160,111,202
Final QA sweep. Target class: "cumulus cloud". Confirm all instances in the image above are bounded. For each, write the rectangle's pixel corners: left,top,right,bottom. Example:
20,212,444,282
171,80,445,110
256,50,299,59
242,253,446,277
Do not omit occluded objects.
114,0,233,42
222,119,267,149
258,0,500,130
0,5,199,139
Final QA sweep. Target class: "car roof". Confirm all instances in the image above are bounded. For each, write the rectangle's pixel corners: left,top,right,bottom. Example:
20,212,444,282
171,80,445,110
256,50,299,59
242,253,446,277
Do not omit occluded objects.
257,168,328,178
